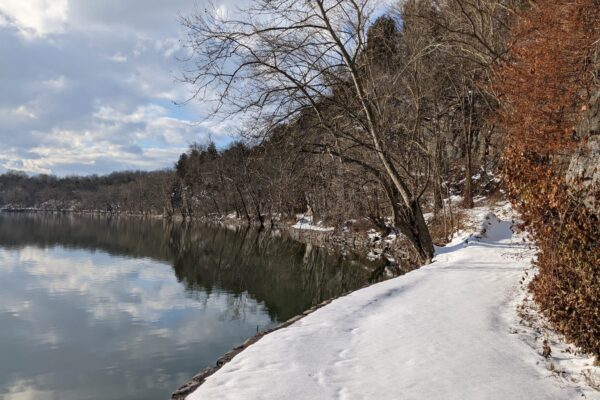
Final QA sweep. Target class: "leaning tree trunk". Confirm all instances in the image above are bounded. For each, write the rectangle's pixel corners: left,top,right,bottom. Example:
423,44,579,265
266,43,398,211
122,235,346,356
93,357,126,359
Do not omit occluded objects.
318,9,435,263
411,200,435,264
329,149,436,264
382,180,435,264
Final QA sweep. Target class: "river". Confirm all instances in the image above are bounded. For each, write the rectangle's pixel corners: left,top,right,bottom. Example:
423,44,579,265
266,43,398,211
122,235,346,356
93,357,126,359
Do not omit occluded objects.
0,212,386,400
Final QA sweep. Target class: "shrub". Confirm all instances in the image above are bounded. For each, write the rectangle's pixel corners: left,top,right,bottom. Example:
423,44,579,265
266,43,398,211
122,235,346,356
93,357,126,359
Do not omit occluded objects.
494,0,600,357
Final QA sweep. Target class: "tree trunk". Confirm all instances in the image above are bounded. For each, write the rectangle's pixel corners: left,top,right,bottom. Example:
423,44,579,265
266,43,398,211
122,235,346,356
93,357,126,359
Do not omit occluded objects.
432,137,444,216
382,180,435,264
411,200,435,263
464,147,474,209
328,149,435,264
463,91,475,209
235,184,251,222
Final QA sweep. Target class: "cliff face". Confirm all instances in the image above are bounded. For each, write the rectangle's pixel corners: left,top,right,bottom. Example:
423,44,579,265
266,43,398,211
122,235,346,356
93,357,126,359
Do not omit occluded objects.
567,89,600,212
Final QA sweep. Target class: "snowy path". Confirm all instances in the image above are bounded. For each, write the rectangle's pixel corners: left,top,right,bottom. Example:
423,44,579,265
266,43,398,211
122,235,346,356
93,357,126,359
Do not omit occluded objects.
187,206,598,400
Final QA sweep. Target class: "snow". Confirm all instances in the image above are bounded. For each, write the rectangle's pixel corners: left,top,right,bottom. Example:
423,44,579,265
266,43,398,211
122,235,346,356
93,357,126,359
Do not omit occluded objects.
292,217,334,232
423,211,434,222
383,233,396,243
187,203,599,400
367,229,380,241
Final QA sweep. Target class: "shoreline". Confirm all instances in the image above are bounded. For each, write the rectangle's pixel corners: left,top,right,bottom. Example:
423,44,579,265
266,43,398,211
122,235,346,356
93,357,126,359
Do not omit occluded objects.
171,296,340,400
171,254,415,400
0,207,415,268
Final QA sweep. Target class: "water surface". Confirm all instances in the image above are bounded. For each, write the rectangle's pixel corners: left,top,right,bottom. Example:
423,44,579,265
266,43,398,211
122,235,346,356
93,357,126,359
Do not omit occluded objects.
0,213,384,400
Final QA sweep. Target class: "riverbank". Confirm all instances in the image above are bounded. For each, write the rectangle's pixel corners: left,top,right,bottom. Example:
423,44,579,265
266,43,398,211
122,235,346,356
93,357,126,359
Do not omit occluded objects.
179,202,600,400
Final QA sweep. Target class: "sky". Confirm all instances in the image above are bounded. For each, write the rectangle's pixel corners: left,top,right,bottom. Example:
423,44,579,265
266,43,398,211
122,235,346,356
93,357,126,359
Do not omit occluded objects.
0,0,243,176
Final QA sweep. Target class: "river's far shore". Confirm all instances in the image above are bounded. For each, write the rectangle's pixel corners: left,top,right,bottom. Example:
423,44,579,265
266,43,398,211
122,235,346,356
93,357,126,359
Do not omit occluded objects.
177,202,600,400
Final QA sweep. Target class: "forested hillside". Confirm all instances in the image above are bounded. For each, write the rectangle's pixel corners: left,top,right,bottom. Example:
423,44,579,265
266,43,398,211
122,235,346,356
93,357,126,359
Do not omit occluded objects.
1,0,597,357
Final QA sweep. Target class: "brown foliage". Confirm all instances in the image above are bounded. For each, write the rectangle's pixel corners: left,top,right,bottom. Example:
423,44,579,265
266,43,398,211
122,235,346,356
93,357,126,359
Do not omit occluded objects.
494,0,600,356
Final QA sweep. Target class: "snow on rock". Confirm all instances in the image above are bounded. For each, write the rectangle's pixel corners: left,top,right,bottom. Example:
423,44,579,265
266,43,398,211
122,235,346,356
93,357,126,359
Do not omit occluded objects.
187,204,599,400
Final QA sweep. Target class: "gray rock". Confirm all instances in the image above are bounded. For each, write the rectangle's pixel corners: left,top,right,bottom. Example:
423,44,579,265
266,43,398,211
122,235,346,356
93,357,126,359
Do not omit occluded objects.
566,90,600,211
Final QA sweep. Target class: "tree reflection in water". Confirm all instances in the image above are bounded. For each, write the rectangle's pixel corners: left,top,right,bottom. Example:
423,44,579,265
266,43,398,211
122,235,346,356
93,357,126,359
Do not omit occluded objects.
0,212,386,322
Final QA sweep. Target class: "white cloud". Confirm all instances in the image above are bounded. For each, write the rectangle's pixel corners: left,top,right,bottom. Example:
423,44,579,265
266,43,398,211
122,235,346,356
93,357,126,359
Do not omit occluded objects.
93,104,168,123
108,52,128,63
0,100,217,174
2,159,52,175
13,105,38,119
155,37,180,58
0,0,244,176
3,380,56,400
215,4,229,21
0,0,69,38
42,75,67,91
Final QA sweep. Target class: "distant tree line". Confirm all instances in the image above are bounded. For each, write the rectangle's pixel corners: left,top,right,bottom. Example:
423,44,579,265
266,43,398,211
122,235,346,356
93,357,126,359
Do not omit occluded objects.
0,169,173,215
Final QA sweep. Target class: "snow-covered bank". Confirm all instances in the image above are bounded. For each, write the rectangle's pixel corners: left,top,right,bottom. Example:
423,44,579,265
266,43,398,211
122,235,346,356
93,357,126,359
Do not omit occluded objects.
186,203,599,400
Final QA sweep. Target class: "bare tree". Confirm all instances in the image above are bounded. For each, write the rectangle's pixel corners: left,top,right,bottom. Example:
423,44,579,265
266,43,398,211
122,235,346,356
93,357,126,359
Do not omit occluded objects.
181,0,435,262
402,0,519,209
